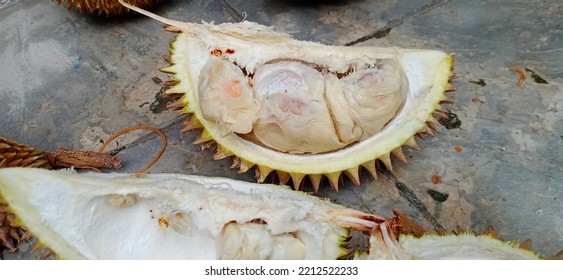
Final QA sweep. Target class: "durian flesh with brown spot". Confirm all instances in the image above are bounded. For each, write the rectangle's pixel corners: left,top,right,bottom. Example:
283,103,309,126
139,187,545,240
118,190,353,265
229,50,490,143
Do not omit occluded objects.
53,0,159,16
121,1,456,192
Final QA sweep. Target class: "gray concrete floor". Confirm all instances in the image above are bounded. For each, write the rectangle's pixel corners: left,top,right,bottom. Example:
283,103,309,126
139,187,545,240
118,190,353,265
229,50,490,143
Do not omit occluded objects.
1,0,561,259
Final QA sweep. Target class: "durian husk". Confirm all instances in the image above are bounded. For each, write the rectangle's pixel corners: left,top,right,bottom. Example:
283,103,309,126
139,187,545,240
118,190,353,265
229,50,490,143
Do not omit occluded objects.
0,137,47,254
0,137,120,256
53,0,160,16
0,137,50,169
161,24,456,193
116,0,458,192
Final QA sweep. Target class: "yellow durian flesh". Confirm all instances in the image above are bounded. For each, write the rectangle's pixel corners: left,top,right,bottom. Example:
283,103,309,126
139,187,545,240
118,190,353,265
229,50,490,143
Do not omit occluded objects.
0,168,378,260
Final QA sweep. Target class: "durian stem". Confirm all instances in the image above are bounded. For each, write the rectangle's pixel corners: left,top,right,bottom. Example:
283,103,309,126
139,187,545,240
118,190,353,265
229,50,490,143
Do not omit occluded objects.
44,149,121,170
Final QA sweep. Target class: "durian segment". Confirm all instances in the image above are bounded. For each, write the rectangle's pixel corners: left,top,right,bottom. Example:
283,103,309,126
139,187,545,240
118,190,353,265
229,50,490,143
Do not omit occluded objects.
0,168,382,260
119,1,455,186
361,223,540,260
163,24,454,175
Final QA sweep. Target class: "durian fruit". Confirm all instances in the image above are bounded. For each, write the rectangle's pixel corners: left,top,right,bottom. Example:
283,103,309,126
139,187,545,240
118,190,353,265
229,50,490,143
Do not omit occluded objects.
0,168,382,259
53,0,160,16
119,1,456,192
0,168,546,260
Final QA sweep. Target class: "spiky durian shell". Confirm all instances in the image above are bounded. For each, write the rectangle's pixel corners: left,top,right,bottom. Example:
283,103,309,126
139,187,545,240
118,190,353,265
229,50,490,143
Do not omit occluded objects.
0,137,48,254
158,22,456,193
0,137,50,169
53,0,160,16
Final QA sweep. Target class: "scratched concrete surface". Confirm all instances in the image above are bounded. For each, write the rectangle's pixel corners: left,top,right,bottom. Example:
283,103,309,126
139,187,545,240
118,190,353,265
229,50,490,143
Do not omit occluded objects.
1,0,561,259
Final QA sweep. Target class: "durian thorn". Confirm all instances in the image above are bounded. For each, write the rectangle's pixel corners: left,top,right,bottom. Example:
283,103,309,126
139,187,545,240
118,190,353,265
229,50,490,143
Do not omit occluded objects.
432,110,449,120
200,141,215,151
519,239,533,251
344,167,360,187
230,156,241,170
483,225,500,239
276,170,291,185
163,25,183,33
165,84,185,95
421,126,435,137
159,66,176,74
445,84,457,92
166,99,185,111
391,147,408,164
427,117,440,131
415,132,426,140
238,159,255,173
192,129,213,145
163,54,172,63
180,116,203,133
379,153,393,172
309,174,323,194
440,95,455,103
435,105,448,113
360,160,378,180
289,173,306,191
160,80,179,87
255,165,273,183
213,144,234,160
326,172,342,192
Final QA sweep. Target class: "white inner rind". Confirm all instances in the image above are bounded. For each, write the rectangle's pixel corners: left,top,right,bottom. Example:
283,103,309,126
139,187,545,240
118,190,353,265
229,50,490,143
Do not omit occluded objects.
0,168,363,260
167,22,453,174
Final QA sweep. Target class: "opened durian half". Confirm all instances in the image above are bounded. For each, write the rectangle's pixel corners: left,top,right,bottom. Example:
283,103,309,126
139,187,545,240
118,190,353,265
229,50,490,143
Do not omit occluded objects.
0,168,541,260
119,1,456,192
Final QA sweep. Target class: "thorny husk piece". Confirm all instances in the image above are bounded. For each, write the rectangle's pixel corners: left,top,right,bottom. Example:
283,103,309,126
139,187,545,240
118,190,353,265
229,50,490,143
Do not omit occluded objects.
0,137,121,255
1,137,121,170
